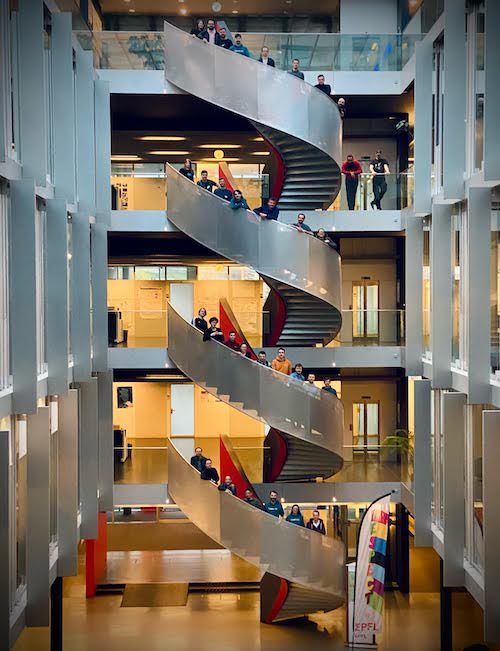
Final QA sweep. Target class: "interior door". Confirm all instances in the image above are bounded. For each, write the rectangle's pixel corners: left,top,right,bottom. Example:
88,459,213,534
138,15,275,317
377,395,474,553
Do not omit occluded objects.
169,282,194,322
352,401,380,457
352,281,379,342
170,383,195,461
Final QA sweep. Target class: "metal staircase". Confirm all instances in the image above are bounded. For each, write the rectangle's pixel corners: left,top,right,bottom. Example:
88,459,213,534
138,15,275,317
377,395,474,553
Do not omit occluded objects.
164,20,345,623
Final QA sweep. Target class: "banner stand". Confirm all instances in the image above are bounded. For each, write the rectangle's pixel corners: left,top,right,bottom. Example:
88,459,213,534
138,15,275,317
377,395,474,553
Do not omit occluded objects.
345,562,377,649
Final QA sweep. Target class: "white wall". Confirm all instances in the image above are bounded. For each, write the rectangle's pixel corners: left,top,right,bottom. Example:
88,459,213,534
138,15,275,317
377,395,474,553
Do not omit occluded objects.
340,0,398,34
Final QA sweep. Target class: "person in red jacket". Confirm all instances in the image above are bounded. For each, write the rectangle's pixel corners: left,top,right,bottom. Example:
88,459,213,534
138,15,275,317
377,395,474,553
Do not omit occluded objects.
341,154,363,210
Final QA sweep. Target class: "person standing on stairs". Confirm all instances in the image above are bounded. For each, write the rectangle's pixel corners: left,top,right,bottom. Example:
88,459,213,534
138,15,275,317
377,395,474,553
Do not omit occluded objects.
217,27,233,50
201,458,220,484
190,18,205,39
263,490,284,518
254,197,279,221
315,228,337,249
214,177,233,201
218,475,237,496
286,504,305,527
190,446,208,473
290,363,305,381
292,213,313,234
224,331,240,351
322,377,338,396
258,46,275,67
191,307,208,332
179,158,195,182
197,170,218,193
239,343,252,358
230,34,251,57
257,351,270,367
203,317,224,343
200,18,222,45
229,189,249,210
306,510,326,535
271,348,292,375
244,489,263,509
288,58,304,80
314,74,331,95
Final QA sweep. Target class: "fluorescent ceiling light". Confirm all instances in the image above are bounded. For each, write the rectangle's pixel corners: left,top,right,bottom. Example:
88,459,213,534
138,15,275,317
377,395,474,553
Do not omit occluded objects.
252,137,264,141
111,155,141,160
137,136,187,141
198,144,242,149
251,151,270,155
148,150,191,155
201,157,240,162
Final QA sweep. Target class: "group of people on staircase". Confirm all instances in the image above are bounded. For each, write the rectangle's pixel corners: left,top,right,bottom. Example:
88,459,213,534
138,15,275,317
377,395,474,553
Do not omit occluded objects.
190,448,327,533
193,309,338,397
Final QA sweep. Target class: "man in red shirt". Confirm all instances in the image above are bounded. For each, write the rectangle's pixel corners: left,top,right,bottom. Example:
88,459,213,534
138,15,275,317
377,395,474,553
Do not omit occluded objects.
341,154,362,210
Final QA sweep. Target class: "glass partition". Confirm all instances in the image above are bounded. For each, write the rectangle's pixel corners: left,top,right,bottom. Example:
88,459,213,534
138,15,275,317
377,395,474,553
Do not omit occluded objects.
77,31,421,72
336,309,405,346
422,219,431,357
336,171,414,211
491,189,500,375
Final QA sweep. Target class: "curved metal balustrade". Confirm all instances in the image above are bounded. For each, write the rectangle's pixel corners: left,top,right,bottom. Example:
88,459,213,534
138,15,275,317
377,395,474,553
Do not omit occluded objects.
168,442,345,620
163,21,342,210
168,304,344,479
166,165,342,346
163,21,345,622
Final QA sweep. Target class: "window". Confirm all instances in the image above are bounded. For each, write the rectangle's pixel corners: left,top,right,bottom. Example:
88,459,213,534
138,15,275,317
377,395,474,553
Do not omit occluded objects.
490,189,500,375
432,390,443,529
465,405,485,571
466,3,485,174
422,220,431,355
352,402,380,456
432,38,445,193
35,201,46,374
0,181,9,390
15,416,27,589
43,5,54,182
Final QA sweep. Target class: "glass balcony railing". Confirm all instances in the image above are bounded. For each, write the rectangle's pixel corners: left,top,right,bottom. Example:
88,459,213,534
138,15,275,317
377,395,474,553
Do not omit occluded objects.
111,166,413,212
108,307,405,349
77,31,421,72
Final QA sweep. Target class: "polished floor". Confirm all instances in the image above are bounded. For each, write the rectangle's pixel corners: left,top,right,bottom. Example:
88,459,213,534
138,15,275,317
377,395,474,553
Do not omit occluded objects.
13,548,498,651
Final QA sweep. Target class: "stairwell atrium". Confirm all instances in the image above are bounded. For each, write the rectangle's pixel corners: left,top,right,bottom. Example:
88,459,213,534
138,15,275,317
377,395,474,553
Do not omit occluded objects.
1,1,500,650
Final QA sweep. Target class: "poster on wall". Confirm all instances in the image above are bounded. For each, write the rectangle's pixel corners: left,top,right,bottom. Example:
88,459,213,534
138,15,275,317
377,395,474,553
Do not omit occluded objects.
117,387,133,409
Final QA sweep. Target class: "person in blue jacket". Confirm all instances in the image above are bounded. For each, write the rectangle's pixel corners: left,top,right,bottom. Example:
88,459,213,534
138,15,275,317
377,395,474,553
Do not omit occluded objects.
229,189,249,210
263,490,284,517
230,34,251,57
214,177,233,201
254,197,279,221
286,504,305,527
290,363,305,381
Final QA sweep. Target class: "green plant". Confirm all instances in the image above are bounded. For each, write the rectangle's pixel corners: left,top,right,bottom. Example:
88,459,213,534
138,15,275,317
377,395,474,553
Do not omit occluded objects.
382,429,413,462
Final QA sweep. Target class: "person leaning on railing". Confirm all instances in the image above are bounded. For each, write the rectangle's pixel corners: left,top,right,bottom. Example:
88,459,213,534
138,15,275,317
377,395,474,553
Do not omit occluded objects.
263,490,284,518
254,197,279,221
203,316,224,343
190,18,205,39
244,488,263,509
286,504,305,527
218,26,233,50
229,33,251,57
229,189,249,210
217,475,238,496
201,458,220,484
315,228,337,249
271,347,292,375
306,510,326,535
191,307,208,332
258,46,275,67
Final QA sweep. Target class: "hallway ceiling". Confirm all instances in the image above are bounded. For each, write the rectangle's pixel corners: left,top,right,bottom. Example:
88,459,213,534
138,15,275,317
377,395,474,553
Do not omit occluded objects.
100,0,339,15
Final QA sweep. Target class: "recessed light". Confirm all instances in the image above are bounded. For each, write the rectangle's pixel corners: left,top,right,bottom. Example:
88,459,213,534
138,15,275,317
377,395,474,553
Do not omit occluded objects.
137,136,187,141
201,157,240,162
251,151,270,155
148,150,191,155
232,10,238,13
111,154,141,160
179,7,187,14
252,136,264,141
128,8,135,12
199,144,242,149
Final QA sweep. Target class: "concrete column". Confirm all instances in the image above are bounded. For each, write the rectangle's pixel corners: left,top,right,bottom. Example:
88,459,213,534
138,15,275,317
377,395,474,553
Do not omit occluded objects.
405,216,424,375
430,203,452,387
57,390,79,577
75,48,96,215
443,0,466,200
26,407,50,626
79,378,99,539
484,0,500,181
467,187,491,403
413,37,433,214
46,199,69,395
442,391,466,586
413,378,432,547
0,430,10,644
70,213,92,383
91,223,108,373
482,410,500,642
97,371,113,511
52,12,76,203
18,0,46,185
10,179,37,414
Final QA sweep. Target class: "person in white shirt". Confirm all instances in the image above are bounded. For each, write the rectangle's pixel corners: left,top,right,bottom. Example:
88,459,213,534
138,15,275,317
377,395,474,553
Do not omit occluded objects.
306,510,326,535
258,46,275,67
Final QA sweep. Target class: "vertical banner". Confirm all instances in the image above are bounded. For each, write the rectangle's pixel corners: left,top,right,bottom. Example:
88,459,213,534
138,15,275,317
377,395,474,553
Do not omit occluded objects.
350,493,392,647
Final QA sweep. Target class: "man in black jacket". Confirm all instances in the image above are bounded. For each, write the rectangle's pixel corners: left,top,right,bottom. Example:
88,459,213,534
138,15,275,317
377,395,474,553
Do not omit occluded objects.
190,447,207,473
200,18,222,45
306,510,326,534
244,488,263,508
218,475,237,496
314,74,331,95
203,317,224,343
218,26,233,50
201,458,220,483
258,46,275,67
254,197,279,221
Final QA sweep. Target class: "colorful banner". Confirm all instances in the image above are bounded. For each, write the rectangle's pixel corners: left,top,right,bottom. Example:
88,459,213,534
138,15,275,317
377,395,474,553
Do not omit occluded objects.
352,494,392,647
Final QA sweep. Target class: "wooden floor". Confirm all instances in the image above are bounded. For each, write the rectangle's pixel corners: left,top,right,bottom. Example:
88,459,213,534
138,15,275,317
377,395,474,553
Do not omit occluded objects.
103,549,262,585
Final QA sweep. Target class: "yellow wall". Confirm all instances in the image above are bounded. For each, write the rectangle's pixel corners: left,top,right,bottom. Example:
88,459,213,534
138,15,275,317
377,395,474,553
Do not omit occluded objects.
112,176,166,210
108,278,264,346
113,382,171,439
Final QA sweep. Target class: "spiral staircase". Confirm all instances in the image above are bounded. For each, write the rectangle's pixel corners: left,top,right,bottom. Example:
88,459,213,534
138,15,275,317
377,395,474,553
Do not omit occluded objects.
164,21,345,623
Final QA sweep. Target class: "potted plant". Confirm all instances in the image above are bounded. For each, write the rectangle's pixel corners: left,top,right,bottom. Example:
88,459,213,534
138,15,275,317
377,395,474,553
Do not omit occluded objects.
382,429,413,477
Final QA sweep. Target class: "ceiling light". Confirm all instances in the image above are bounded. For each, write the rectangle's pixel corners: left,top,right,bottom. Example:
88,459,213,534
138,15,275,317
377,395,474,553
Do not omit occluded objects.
198,144,242,149
252,137,264,141
214,149,224,160
180,7,187,14
232,10,238,13
212,1,222,10
148,150,191,155
251,151,270,155
111,155,141,160
129,8,135,12
137,136,187,141
201,157,240,162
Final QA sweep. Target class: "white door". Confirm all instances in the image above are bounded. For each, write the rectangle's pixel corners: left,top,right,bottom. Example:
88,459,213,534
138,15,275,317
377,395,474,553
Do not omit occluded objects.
170,283,194,322
170,383,195,461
